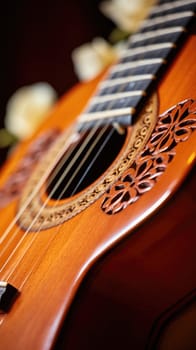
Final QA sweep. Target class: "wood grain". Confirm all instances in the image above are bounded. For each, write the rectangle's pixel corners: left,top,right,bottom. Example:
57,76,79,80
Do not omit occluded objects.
0,34,196,350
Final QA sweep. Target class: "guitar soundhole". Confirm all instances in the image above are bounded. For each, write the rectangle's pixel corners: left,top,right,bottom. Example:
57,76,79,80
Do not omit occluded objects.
46,126,127,199
18,94,157,230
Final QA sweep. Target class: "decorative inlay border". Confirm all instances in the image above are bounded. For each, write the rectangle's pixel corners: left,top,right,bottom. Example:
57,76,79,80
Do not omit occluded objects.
18,94,158,231
101,99,196,215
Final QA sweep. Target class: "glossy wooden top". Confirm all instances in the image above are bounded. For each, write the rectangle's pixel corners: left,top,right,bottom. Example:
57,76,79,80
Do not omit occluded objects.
0,31,196,350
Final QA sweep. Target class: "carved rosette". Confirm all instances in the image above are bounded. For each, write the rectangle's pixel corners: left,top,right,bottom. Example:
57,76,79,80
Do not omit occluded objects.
101,99,196,215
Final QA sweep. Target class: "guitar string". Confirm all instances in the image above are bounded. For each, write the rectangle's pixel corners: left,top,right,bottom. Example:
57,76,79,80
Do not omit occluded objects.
0,134,80,267
1,122,110,285
0,137,77,274
40,124,108,200
56,125,113,197
0,69,126,257
0,48,146,276
0,121,103,325
0,121,101,270
18,126,115,289
0,2,193,327
0,43,152,283
0,121,110,281
0,124,77,246
0,4,174,266
0,121,118,330
0,87,113,248
71,127,116,196
1,2,190,246
0,2,159,280
0,119,99,249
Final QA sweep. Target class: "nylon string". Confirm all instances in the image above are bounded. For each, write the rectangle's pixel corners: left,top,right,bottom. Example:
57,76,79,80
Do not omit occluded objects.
0,121,100,273
0,122,114,288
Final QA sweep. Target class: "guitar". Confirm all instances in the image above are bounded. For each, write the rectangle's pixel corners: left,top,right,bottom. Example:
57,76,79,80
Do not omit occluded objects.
0,1,196,349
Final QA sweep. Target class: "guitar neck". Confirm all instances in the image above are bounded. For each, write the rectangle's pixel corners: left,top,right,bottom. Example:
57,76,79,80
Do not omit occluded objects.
78,0,196,130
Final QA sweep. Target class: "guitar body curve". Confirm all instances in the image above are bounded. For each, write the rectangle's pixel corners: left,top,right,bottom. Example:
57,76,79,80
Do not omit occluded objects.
0,28,196,350
54,35,196,350
55,165,196,350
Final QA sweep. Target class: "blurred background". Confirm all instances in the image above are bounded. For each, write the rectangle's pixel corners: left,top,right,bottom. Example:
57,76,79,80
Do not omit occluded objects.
0,0,114,164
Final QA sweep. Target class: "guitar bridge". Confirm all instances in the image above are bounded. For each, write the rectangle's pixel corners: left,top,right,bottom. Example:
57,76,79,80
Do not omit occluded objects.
0,281,19,313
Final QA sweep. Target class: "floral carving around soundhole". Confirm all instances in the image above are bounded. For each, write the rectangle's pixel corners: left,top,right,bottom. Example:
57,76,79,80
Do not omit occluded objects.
0,129,60,208
101,99,196,215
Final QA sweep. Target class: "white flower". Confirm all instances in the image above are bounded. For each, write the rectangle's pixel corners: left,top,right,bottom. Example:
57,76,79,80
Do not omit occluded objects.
72,37,118,81
72,1,157,81
100,0,157,32
5,82,57,140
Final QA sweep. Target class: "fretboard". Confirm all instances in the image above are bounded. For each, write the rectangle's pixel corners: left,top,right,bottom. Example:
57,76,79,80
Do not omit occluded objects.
78,0,196,130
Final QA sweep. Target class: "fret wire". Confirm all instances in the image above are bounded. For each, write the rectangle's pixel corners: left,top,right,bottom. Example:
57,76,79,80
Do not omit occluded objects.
122,43,175,58
109,62,163,80
130,30,185,49
110,58,166,73
84,67,157,115
140,16,195,34
78,1,195,129
150,5,196,20
121,47,174,64
84,61,162,117
130,26,185,43
89,91,146,105
99,79,153,97
87,97,143,115
77,115,132,131
99,74,155,88
142,11,194,29
79,108,135,123
151,0,196,15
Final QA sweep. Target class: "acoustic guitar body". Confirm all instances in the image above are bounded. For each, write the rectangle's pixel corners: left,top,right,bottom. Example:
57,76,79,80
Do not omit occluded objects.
54,34,196,350
0,12,196,350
